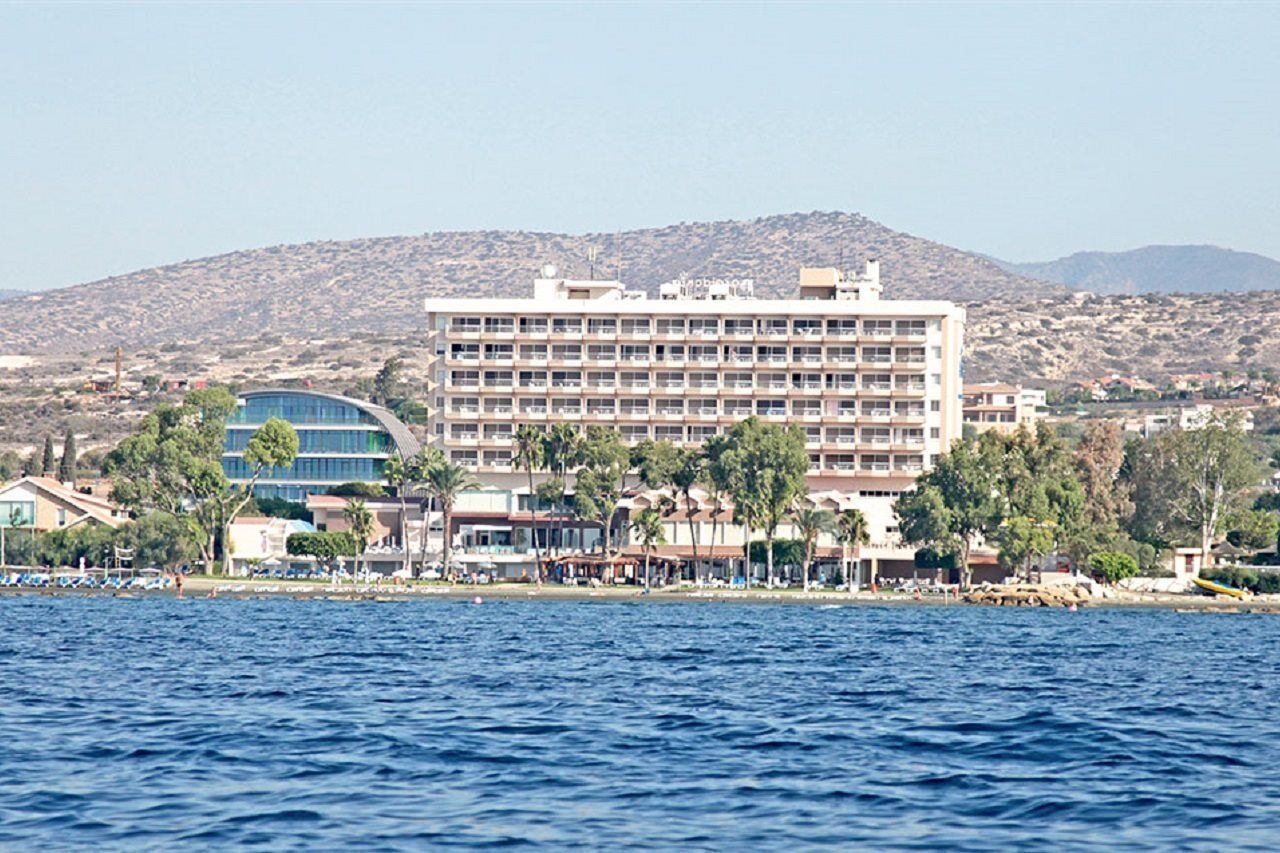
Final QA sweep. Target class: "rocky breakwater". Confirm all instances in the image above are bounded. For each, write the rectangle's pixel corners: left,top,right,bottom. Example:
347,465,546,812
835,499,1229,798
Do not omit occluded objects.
964,584,1092,608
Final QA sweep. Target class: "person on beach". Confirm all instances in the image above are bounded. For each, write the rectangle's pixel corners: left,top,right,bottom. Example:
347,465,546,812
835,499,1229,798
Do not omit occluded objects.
175,572,184,599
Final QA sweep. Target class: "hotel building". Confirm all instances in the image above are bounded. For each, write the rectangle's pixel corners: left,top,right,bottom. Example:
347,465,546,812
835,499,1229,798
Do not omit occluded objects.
422,261,965,573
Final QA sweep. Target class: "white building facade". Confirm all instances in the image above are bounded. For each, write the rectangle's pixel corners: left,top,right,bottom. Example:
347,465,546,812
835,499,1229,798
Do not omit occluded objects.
422,261,965,577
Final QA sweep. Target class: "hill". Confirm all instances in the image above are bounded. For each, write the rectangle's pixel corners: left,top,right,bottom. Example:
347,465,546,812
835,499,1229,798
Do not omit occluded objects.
0,211,1058,353
993,245,1280,295
0,290,29,302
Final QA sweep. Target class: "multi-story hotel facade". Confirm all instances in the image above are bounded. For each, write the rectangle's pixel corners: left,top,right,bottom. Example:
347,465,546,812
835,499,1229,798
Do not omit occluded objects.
422,261,965,576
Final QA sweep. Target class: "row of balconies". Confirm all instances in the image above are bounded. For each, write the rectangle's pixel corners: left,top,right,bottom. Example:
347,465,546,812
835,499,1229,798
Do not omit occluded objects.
443,404,928,419
444,352,929,367
446,318,930,338
443,379,927,394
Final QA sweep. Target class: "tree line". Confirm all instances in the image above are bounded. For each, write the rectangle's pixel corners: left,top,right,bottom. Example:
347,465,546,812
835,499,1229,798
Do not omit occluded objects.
895,413,1267,587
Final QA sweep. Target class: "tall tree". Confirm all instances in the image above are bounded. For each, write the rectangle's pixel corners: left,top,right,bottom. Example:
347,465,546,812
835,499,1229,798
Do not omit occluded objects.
672,448,705,584
427,462,477,580
58,430,78,484
541,424,581,558
895,437,1004,588
630,507,666,592
382,453,413,574
792,505,834,591
723,418,809,588
836,508,870,594
700,434,734,584
219,418,299,575
514,424,546,584
410,447,445,572
40,435,56,477
573,426,629,558
1162,412,1260,564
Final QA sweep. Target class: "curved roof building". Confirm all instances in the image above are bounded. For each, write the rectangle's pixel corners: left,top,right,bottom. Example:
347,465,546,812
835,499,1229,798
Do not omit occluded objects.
222,389,421,502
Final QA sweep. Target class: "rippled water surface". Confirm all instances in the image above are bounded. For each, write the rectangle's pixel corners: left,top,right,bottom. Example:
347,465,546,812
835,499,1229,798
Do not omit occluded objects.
3,597,1280,850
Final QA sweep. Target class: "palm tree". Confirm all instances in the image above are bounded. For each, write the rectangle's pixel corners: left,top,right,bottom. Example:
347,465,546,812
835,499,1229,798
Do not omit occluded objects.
672,448,705,584
382,453,412,574
630,507,666,592
427,462,477,582
411,447,445,574
343,498,375,584
514,424,546,584
836,508,870,595
541,424,580,557
793,505,835,591
700,435,732,585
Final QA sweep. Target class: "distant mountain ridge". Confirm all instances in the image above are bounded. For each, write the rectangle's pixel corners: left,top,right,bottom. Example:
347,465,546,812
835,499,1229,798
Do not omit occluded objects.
0,290,29,301
0,211,1061,353
993,245,1280,295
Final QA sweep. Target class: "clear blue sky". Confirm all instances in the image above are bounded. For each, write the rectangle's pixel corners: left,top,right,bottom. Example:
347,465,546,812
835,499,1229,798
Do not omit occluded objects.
3,1,1278,292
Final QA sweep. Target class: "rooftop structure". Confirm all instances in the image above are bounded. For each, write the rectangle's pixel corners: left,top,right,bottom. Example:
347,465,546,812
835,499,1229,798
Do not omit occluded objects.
221,389,421,502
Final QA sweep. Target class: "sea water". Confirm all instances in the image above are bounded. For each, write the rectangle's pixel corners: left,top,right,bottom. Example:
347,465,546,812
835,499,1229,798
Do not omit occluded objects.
1,597,1278,849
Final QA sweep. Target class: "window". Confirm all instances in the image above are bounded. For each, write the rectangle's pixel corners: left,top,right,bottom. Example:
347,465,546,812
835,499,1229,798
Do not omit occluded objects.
518,344,547,361
793,318,822,335
656,398,684,415
483,370,513,387
620,345,650,362
519,317,548,334
621,425,649,441
895,319,926,336
484,423,513,440
587,344,617,361
621,399,650,416
758,318,788,335
656,318,685,335
756,399,787,417
862,319,893,335
450,370,479,387
519,370,548,388
621,318,651,335
588,318,617,335
654,425,684,441
551,371,581,388
484,344,513,360
724,318,754,335
451,317,481,332
0,500,35,527
688,398,718,415
552,344,582,361
792,400,821,416
484,397,513,414
688,425,718,442
552,318,583,334
484,317,514,334
450,343,480,360
587,371,616,388
586,398,616,414
689,318,719,336
450,397,479,414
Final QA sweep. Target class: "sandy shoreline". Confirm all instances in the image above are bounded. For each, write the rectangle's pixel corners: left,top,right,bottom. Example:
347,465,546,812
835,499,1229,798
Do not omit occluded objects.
2,576,1278,611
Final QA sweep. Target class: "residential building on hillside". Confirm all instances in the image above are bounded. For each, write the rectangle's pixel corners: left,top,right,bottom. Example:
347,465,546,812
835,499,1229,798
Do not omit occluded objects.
962,382,1046,434
0,476,129,533
1135,402,1256,439
221,389,421,502
422,260,966,580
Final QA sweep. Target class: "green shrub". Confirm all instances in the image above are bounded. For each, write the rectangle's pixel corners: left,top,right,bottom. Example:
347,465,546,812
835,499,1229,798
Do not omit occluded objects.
286,530,358,560
1087,551,1140,583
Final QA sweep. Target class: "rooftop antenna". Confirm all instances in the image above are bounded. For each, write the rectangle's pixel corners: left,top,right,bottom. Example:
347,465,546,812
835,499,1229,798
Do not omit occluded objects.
587,245,598,280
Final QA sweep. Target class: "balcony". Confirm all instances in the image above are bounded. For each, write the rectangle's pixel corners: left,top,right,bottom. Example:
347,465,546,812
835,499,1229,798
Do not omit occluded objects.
863,382,892,392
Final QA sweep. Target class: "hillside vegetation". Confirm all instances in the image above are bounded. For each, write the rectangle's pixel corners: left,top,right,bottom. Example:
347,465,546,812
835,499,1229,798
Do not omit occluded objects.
0,211,1056,353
